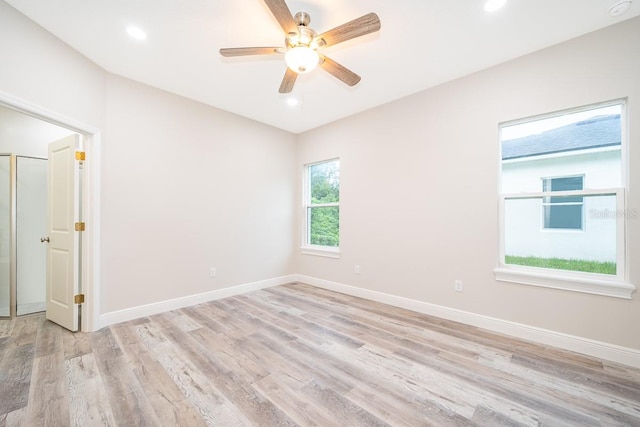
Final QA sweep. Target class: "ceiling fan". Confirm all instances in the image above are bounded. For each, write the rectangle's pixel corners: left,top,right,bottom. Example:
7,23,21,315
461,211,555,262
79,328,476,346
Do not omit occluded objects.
220,0,381,93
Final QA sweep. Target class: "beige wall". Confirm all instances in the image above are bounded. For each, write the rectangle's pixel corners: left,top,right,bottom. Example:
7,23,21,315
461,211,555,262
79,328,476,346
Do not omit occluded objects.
102,75,297,311
297,17,640,350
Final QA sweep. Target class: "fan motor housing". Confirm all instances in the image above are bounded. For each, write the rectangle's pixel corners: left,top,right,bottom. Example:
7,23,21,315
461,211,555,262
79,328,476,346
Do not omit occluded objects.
294,11,311,26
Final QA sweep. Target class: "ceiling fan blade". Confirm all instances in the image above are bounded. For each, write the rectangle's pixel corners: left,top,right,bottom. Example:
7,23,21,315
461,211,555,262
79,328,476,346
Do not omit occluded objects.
319,56,361,87
263,0,298,35
315,13,381,47
279,68,298,93
220,47,281,57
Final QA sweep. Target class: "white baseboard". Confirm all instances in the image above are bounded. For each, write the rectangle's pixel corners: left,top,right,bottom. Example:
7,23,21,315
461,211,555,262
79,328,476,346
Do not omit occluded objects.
97,272,640,368
99,275,296,328
295,274,640,369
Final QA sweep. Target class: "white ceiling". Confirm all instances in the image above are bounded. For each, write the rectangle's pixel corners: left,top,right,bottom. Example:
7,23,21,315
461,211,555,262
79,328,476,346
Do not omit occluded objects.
5,0,639,133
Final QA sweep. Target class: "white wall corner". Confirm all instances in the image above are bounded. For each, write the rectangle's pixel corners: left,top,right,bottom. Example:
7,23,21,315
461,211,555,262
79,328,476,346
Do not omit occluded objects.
98,275,298,329
295,275,640,369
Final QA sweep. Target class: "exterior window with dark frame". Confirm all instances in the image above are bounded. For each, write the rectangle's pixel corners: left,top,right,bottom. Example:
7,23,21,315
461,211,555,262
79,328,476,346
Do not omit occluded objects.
542,176,584,230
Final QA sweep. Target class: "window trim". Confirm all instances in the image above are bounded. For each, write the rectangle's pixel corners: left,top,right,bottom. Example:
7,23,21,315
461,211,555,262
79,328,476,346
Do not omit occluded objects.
496,99,635,299
301,158,341,258
496,188,632,298
493,266,635,299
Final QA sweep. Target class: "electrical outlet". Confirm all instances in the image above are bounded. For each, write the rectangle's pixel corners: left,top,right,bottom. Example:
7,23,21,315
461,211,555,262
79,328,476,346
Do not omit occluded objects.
354,264,360,274
209,267,217,278
454,280,463,292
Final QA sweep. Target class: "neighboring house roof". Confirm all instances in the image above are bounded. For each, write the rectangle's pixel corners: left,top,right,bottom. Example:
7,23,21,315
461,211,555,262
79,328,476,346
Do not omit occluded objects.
502,114,621,160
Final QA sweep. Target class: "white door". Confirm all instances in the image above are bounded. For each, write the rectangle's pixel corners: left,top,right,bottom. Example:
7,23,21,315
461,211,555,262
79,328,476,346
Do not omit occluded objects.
46,134,81,331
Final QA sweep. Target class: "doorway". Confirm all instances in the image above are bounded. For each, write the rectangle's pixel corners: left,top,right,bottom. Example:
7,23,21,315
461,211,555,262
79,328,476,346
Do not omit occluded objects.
0,100,99,332
0,154,50,317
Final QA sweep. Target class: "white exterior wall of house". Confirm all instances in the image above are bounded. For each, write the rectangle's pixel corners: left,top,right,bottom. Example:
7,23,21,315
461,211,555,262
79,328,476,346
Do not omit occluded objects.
502,148,621,262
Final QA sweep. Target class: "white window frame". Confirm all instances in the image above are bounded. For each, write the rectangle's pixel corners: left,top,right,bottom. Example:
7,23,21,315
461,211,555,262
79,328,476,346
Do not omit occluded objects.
495,100,635,299
301,158,341,258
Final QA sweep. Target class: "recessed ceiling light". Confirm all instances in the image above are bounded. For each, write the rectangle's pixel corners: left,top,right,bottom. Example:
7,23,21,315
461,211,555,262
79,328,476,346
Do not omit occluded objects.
126,26,147,41
286,98,299,107
608,0,632,17
484,0,507,12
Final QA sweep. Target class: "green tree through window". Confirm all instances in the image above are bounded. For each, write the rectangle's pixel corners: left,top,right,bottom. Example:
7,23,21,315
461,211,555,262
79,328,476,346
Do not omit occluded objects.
308,159,339,247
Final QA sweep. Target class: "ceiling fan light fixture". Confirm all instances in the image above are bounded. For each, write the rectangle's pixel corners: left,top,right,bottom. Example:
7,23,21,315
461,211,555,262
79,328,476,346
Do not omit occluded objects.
219,4,381,92
287,32,300,46
285,46,319,74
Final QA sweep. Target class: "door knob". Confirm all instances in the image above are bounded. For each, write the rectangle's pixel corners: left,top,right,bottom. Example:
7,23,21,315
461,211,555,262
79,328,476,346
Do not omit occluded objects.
40,237,50,243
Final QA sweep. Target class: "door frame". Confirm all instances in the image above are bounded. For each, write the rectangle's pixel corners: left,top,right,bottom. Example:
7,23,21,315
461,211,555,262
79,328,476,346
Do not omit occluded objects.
0,91,101,332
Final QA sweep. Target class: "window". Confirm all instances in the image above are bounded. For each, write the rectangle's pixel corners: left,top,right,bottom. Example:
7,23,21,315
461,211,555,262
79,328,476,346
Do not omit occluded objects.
496,101,635,298
542,176,584,230
302,159,340,257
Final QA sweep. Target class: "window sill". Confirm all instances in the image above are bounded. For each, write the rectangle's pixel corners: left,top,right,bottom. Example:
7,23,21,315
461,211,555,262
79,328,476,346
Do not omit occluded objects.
494,267,635,299
301,245,341,259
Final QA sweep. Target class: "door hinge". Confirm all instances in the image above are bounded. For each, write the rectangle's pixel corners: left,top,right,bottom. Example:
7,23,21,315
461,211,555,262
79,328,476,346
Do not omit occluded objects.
74,294,85,304
75,222,85,231
75,151,86,161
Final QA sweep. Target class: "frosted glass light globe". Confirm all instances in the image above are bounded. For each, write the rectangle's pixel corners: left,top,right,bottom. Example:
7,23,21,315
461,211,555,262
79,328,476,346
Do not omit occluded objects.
285,47,319,74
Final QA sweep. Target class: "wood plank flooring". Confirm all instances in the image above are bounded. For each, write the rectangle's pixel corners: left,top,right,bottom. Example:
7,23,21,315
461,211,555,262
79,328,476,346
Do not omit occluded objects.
1,282,639,426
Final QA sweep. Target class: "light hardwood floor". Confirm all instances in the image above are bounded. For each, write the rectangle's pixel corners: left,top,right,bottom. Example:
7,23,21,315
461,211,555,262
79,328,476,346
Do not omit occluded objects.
1,282,639,426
